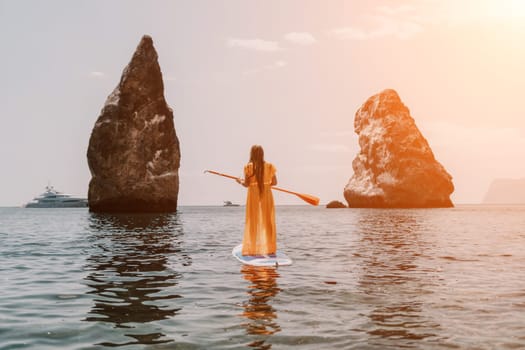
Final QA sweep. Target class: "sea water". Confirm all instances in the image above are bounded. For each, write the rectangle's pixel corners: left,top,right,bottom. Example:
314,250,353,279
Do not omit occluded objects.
0,205,524,349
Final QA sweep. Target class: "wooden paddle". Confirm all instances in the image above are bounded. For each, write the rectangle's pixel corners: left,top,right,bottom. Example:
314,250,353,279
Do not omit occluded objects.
204,170,320,206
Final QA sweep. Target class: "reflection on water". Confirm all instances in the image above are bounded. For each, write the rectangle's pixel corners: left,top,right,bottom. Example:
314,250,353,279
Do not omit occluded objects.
2,206,525,349
354,210,441,346
84,213,190,347
240,265,281,349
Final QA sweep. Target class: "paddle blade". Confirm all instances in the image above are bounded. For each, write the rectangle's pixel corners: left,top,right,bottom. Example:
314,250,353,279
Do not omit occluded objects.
272,186,319,206
298,193,320,206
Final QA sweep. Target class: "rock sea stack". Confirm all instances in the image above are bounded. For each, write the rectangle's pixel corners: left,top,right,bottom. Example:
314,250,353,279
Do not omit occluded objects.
483,178,525,204
87,35,180,213
344,89,454,208
326,200,347,209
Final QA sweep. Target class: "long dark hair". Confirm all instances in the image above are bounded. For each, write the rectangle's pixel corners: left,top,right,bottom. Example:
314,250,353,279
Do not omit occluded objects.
249,145,265,194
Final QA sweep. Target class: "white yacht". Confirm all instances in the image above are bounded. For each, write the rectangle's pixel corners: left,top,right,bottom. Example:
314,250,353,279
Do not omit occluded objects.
25,185,88,208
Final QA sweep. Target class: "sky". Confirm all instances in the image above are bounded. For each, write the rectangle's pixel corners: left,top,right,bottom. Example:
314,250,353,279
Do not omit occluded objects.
1,0,525,206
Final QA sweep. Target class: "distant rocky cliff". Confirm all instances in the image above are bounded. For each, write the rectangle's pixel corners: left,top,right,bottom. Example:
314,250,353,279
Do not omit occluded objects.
344,89,454,208
483,178,525,204
87,35,180,213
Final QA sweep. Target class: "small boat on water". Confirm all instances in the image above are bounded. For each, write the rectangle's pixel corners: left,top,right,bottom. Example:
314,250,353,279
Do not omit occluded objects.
24,185,88,208
223,201,240,207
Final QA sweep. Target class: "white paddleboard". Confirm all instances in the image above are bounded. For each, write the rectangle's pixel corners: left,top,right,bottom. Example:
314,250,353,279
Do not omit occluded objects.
232,244,293,267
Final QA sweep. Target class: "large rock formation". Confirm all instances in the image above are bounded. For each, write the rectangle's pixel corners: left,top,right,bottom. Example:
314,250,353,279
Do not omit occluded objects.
483,178,525,204
87,35,180,213
344,89,454,208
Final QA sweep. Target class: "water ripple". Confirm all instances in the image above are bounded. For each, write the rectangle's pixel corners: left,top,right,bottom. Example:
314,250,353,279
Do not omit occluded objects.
1,206,525,349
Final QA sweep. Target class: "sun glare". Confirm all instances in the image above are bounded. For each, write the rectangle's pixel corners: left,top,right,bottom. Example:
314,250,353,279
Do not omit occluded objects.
484,0,525,19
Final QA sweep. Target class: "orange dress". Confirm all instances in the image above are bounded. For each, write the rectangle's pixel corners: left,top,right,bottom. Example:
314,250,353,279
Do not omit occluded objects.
242,162,277,255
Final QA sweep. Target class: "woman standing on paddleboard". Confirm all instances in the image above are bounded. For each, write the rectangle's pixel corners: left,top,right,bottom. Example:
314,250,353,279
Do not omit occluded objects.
236,145,278,256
